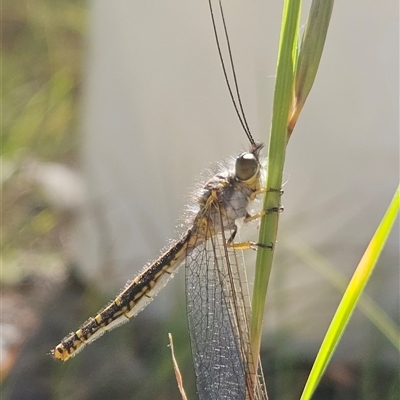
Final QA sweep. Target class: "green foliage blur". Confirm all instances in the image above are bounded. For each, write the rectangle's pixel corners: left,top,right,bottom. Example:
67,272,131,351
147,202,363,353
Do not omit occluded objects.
2,0,86,276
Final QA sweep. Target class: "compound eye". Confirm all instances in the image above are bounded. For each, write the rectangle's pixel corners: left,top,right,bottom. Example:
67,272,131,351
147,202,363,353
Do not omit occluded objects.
235,152,258,181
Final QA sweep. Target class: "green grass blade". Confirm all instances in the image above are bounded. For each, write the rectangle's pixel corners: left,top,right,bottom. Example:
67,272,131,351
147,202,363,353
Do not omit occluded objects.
251,0,335,372
283,237,400,351
300,185,400,400
250,0,301,370
250,0,335,394
289,0,334,136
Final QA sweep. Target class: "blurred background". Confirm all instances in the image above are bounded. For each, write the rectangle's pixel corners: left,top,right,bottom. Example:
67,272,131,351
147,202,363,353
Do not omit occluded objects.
2,1,399,399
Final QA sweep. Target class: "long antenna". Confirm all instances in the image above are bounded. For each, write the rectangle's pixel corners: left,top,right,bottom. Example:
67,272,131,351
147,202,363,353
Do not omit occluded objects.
208,0,257,148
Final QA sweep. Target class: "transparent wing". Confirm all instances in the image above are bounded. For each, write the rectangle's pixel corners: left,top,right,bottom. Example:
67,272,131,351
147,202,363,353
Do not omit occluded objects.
185,202,267,400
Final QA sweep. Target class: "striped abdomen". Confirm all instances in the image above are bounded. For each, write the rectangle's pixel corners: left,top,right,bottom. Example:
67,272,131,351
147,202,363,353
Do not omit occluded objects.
52,228,193,361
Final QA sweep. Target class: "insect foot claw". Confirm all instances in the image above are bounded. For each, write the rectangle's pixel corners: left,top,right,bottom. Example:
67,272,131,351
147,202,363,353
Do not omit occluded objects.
268,187,284,195
256,242,274,250
267,205,284,214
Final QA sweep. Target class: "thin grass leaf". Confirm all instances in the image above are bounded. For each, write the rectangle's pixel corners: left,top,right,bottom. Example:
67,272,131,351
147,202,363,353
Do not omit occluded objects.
300,185,400,400
250,0,301,373
288,0,334,137
283,237,400,351
251,0,335,364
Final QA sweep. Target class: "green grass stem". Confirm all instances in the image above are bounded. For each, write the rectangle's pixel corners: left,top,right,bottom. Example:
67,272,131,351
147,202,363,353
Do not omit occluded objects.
250,0,301,372
300,185,400,400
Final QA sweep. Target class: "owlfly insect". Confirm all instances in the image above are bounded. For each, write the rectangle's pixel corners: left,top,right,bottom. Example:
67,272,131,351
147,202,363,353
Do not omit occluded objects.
52,1,272,399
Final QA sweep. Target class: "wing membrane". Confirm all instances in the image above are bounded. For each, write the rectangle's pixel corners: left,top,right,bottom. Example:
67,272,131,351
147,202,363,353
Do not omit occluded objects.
186,201,267,400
